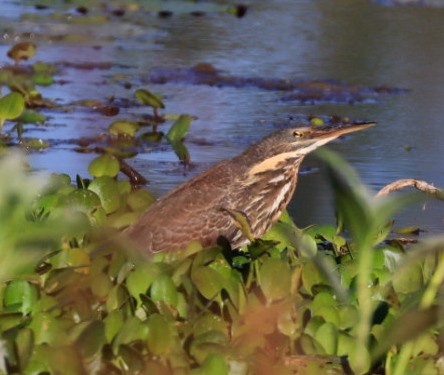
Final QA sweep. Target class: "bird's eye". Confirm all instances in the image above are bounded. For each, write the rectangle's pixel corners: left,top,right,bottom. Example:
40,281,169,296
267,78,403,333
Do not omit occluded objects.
293,131,304,138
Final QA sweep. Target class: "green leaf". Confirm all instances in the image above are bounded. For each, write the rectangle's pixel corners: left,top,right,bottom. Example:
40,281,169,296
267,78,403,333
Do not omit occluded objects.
33,72,53,86
3,280,38,314
134,88,165,109
21,138,49,150
108,120,140,137
150,273,179,307
259,258,291,302
88,176,121,214
0,92,25,120
73,321,105,358
126,189,156,212
7,42,36,64
126,263,161,302
166,114,192,142
314,322,338,355
171,140,190,164
18,109,46,124
197,354,229,375
191,266,223,300
147,313,174,356
64,189,101,213
88,154,120,178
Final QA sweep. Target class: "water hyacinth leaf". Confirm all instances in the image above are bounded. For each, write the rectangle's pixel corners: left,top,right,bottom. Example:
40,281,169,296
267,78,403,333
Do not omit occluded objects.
7,42,36,64
147,313,174,356
314,322,338,355
193,314,228,337
171,140,190,164
21,138,50,150
18,109,46,124
139,131,163,142
126,189,156,211
190,330,228,364
108,120,140,137
104,309,124,343
113,316,149,348
126,263,161,302
33,72,53,86
0,92,25,121
191,266,224,300
371,306,439,360
392,262,423,294
29,312,70,346
134,88,165,109
196,354,229,375
88,154,120,178
16,328,34,370
166,114,192,143
3,280,38,314
65,189,101,213
88,176,121,214
119,344,143,373
150,273,178,307
259,257,291,302
74,320,105,358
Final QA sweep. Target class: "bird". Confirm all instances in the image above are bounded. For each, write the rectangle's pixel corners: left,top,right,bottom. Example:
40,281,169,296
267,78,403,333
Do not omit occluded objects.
125,122,374,253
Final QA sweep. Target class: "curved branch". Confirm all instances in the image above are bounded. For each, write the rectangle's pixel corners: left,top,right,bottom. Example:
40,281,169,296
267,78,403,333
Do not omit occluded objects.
376,179,444,201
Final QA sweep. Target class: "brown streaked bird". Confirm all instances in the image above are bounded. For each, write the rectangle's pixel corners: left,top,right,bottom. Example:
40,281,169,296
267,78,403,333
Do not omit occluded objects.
125,122,374,253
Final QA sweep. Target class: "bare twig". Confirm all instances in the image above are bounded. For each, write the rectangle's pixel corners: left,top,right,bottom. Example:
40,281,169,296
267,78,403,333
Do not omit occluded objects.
376,179,444,201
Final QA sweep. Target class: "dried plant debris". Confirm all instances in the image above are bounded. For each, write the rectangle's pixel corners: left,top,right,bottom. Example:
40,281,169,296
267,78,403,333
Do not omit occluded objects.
148,63,407,104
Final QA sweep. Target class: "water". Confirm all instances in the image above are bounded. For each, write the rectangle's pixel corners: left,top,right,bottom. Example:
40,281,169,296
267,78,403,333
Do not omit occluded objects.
2,0,444,233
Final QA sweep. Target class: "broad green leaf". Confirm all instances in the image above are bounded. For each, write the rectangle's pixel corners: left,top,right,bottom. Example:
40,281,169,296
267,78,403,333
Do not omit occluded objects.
259,258,291,302
3,279,38,314
88,176,121,214
7,42,36,64
108,120,140,137
371,306,439,360
166,114,192,142
18,109,46,124
64,189,101,213
171,140,190,164
88,154,120,178
314,322,337,355
126,263,161,302
104,310,124,343
150,273,178,307
16,328,34,370
21,138,50,150
147,313,174,356
126,189,156,211
33,72,53,86
191,266,223,300
134,88,165,108
29,312,70,346
0,92,25,120
73,321,105,358
197,354,229,375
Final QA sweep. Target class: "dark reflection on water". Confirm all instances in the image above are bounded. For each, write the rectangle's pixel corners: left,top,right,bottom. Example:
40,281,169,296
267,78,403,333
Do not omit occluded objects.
3,0,444,232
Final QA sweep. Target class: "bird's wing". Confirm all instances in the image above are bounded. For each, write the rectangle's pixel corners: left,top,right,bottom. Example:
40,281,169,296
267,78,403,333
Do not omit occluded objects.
125,162,239,252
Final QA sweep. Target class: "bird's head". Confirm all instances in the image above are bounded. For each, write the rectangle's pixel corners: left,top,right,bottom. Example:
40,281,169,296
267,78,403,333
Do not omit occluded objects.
243,122,375,176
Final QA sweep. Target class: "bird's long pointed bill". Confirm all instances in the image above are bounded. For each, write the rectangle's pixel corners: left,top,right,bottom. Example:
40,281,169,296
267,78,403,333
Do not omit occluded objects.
301,122,375,155
316,122,375,139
